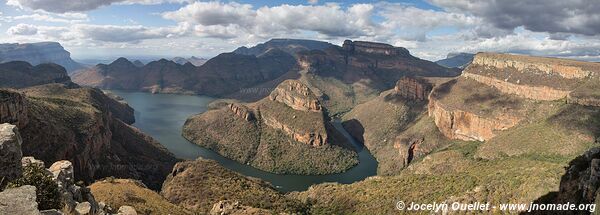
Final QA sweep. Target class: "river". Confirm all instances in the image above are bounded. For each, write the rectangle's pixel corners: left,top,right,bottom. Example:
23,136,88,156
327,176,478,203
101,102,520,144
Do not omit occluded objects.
109,90,378,192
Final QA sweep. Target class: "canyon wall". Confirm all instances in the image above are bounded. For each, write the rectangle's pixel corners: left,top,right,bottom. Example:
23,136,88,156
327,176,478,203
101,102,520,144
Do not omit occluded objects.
342,40,411,57
394,76,432,101
428,53,600,142
428,96,521,142
0,85,177,190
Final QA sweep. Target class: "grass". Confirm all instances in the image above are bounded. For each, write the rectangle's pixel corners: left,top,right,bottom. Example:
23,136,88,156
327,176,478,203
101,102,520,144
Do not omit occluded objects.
89,178,191,215
161,159,308,214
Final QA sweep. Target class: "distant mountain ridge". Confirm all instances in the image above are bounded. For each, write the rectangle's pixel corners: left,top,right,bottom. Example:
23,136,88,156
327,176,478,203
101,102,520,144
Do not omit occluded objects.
0,61,75,88
172,56,208,66
435,52,475,68
233,38,334,56
0,42,85,73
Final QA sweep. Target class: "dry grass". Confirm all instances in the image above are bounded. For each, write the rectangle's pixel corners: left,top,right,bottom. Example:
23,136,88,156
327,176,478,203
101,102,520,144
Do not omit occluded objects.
89,179,191,215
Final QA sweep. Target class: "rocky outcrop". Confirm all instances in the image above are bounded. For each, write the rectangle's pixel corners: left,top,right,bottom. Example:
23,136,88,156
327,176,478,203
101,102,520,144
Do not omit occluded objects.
0,185,40,215
228,103,255,121
0,61,75,89
463,72,571,101
394,77,432,101
210,200,273,215
262,114,326,147
0,42,84,73
428,94,521,142
269,80,321,112
342,40,411,57
0,90,28,128
463,53,599,101
472,53,595,79
0,123,23,187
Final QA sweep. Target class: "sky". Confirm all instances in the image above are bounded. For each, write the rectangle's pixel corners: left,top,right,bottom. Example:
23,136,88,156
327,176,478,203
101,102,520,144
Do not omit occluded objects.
1,0,599,61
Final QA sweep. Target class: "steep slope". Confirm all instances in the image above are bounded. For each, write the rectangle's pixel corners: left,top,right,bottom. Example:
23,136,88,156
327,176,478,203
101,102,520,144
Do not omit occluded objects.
183,80,358,175
233,38,333,56
436,52,475,68
290,53,600,214
0,42,84,73
342,77,452,175
0,61,74,89
0,84,178,190
171,56,207,66
297,40,460,115
161,159,306,214
429,53,600,143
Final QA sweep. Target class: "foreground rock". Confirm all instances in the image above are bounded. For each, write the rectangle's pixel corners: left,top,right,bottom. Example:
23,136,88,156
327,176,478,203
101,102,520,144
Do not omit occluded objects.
183,80,357,175
0,123,23,186
161,159,305,214
0,185,40,215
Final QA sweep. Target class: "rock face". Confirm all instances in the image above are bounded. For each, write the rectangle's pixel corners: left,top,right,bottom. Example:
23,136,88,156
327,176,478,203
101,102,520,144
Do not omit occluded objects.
428,96,521,142
269,79,322,112
0,90,28,128
342,40,411,57
228,103,255,121
394,77,432,101
463,52,599,101
0,84,178,190
549,148,600,206
0,185,41,215
0,42,84,73
0,61,75,89
0,123,23,186
428,53,600,142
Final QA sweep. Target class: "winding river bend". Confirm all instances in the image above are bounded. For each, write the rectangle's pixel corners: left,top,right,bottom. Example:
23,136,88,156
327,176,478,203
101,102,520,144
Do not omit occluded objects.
109,90,378,192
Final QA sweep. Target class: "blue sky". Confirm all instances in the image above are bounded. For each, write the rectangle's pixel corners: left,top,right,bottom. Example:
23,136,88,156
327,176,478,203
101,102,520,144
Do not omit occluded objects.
1,0,599,61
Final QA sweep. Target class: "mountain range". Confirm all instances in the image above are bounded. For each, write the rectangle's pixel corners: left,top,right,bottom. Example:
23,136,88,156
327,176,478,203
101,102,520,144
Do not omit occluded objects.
0,42,84,73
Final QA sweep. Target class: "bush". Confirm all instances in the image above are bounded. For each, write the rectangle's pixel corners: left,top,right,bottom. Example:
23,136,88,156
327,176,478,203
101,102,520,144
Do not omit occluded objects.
7,165,63,210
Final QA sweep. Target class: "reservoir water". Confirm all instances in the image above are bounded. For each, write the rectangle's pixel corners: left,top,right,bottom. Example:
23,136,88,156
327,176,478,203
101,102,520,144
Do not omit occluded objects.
110,90,378,192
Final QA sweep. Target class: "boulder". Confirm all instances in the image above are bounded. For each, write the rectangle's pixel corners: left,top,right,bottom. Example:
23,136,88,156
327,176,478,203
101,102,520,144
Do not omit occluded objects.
49,160,74,188
74,202,91,215
117,205,137,215
0,123,23,186
22,156,45,168
0,185,41,215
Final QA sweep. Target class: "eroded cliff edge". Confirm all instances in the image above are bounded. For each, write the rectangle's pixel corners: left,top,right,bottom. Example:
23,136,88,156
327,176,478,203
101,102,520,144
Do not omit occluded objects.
428,52,600,142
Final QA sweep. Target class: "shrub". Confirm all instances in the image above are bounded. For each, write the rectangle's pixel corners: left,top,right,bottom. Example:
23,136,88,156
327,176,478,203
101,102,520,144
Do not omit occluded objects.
7,165,63,210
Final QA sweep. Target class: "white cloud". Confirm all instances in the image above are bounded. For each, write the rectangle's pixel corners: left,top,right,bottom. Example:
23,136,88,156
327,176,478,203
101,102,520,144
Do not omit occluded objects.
7,23,38,35
7,0,189,13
